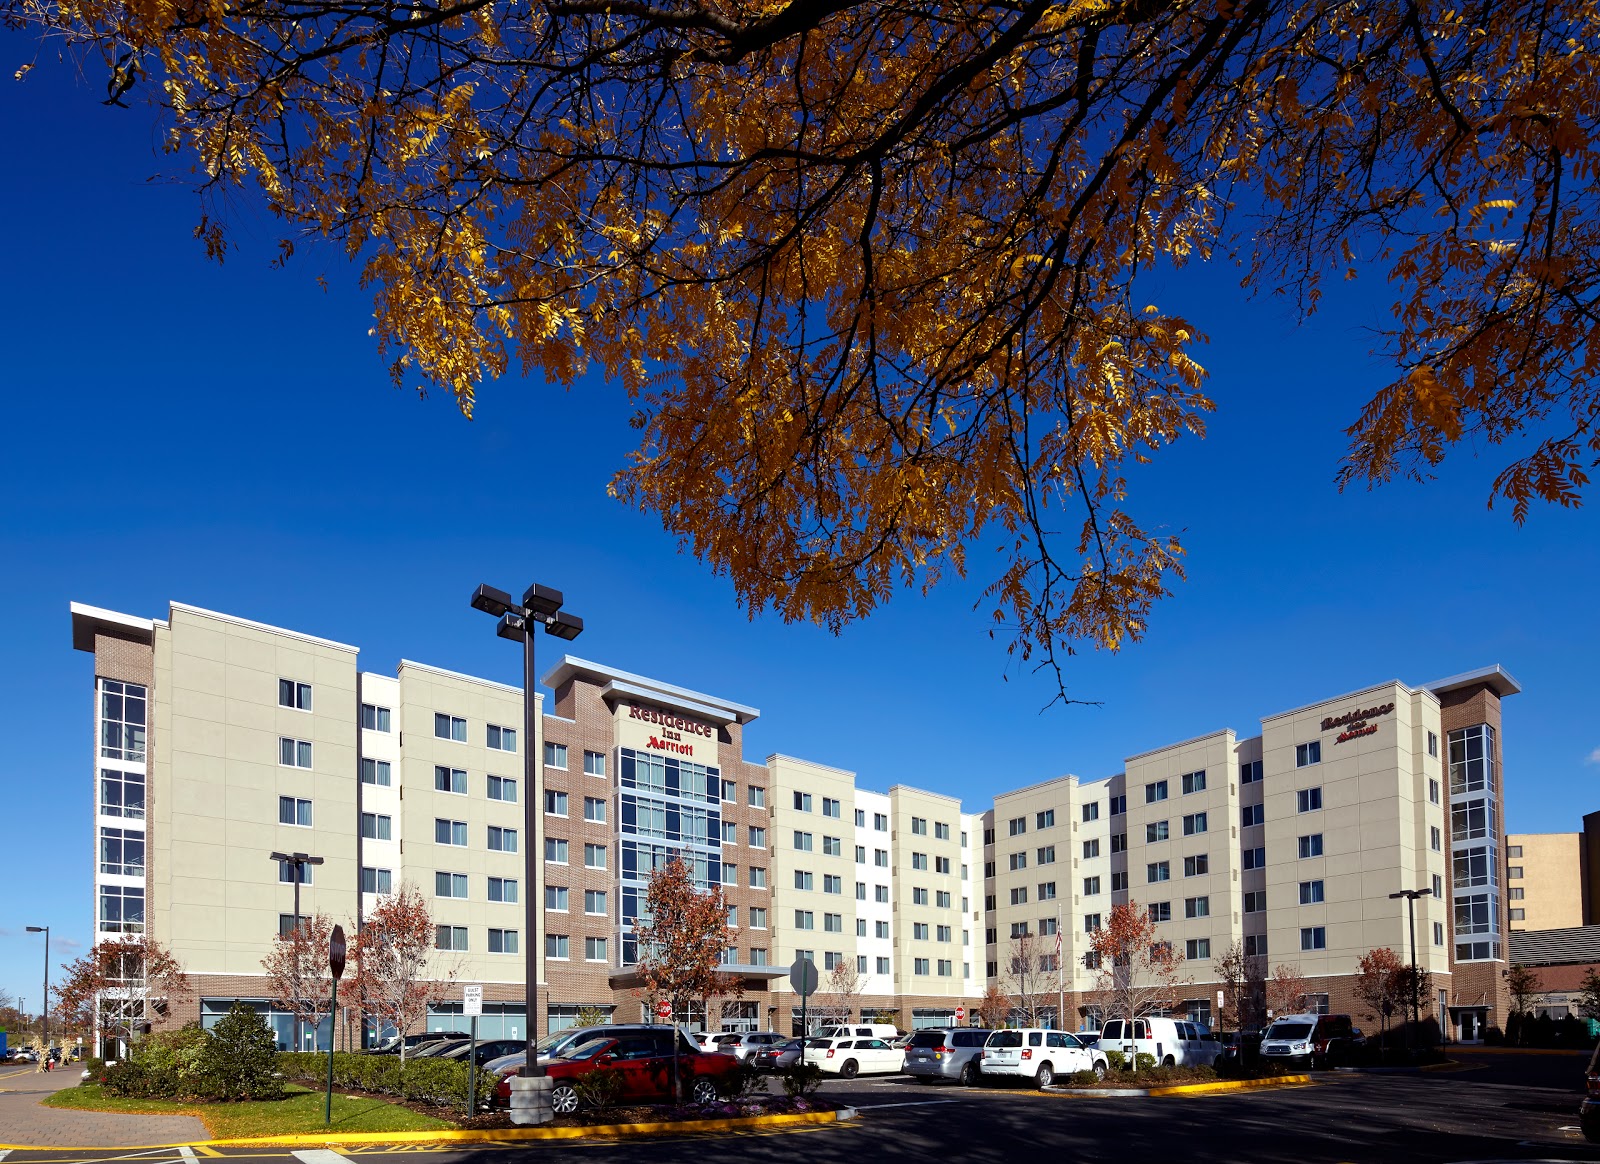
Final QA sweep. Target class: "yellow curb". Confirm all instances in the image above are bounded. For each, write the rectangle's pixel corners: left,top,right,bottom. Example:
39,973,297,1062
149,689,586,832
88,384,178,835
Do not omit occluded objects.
1144,1075,1314,1097
0,1107,854,1151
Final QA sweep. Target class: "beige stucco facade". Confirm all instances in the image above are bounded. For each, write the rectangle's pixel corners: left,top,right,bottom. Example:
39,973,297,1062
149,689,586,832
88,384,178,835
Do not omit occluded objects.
1505,832,1585,932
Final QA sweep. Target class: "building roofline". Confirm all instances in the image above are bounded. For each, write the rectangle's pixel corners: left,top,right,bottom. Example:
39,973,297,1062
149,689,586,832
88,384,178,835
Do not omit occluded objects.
70,602,155,652
542,655,760,725
1260,679,1432,725
888,783,963,806
994,773,1080,801
398,658,532,698
168,601,360,654
1425,664,1522,699
1125,727,1237,764
766,753,856,779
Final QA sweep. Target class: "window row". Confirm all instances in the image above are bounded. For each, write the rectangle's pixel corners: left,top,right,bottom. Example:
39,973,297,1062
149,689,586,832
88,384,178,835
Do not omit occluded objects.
433,819,523,852
433,713,518,752
435,873,522,902
435,925,524,954
544,935,611,962
542,839,610,869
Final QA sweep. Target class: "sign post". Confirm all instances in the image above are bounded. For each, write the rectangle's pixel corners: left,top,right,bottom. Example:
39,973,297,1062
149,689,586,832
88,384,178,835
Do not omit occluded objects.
789,957,818,1040
325,925,346,1127
463,985,483,1116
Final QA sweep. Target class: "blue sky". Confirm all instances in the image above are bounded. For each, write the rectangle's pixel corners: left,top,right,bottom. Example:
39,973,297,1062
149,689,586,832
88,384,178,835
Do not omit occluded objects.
2,48,1596,1013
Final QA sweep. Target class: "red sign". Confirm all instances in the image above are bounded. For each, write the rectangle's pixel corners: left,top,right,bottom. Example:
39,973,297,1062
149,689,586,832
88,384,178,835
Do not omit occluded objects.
1321,701,1395,744
955,1006,966,1023
656,1001,671,1019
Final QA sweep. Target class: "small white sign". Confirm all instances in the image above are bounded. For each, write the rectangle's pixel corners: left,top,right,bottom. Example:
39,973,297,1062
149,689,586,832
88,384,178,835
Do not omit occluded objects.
1216,989,1225,1007
463,984,483,1017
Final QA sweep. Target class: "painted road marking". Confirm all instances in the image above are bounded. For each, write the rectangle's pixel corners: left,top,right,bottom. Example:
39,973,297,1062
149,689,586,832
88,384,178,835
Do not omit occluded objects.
292,1150,352,1164
177,1148,197,1160
849,1099,956,1110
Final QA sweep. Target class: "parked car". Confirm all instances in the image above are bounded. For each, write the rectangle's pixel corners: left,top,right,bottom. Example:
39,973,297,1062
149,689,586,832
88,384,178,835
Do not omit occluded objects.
1581,1040,1600,1142
493,1028,740,1113
903,1027,993,1086
436,1038,527,1067
1260,1014,1363,1068
751,1039,804,1072
1214,1029,1264,1070
811,1023,900,1041
705,1031,786,1061
486,1024,705,1098
980,1028,1107,1088
1099,1017,1220,1068
411,1038,471,1059
803,1036,904,1078
369,1030,472,1055
13,1050,37,1064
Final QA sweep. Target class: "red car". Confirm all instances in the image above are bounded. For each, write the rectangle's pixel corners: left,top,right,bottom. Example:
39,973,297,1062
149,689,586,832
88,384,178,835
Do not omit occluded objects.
494,1028,742,1113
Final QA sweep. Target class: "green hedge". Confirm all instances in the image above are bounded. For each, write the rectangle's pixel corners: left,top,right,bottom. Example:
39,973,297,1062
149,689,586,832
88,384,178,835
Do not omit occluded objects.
276,1052,495,1109
102,1006,282,1101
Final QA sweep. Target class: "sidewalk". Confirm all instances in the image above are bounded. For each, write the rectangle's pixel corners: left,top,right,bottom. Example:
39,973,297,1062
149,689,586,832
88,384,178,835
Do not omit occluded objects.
0,1065,210,1147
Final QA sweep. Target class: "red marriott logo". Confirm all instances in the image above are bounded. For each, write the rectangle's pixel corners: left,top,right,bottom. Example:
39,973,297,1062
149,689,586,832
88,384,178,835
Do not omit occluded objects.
1321,701,1395,744
628,703,714,757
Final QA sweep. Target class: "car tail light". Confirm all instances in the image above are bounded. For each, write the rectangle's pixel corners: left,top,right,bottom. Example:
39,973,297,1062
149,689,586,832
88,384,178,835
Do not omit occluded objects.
1022,1049,1032,1060
1588,1072,1600,1099
937,1046,953,1054
826,1048,835,1058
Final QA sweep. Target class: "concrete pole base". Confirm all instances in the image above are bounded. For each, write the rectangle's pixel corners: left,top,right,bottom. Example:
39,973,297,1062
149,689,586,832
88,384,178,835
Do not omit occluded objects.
508,1075,555,1125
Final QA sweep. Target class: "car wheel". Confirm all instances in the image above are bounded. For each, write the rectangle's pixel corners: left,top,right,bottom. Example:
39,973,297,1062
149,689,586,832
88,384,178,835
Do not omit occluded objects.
840,1059,859,1079
690,1077,720,1105
1092,1061,1107,1081
551,1084,579,1115
1035,1062,1054,1088
958,1062,978,1087
1162,1056,1175,1068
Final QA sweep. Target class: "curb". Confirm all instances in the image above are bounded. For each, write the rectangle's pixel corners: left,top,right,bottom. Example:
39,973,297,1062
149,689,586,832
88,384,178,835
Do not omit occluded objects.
1047,1075,1313,1098
0,1106,858,1151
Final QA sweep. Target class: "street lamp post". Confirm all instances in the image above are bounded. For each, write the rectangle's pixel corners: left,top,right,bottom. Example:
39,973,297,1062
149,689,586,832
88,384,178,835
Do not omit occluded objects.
270,852,325,1051
1389,888,1433,1053
26,926,49,1055
470,582,581,1121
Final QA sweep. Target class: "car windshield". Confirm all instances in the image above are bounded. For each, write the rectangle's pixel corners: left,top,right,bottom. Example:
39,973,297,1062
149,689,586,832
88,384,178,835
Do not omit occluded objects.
558,1039,616,1061
908,1031,946,1048
987,1031,1023,1048
1267,1022,1315,1041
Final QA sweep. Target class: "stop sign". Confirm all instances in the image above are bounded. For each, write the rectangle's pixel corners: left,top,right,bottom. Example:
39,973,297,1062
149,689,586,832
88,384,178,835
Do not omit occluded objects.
656,1000,671,1019
955,1006,966,1024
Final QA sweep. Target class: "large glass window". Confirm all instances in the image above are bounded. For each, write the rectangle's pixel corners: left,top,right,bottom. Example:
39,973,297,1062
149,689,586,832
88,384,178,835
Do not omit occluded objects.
1455,891,1498,936
99,884,145,933
100,680,147,762
100,768,145,819
1451,797,1496,841
100,827,145,876
1453,845,1498,889
1448,724,1496,794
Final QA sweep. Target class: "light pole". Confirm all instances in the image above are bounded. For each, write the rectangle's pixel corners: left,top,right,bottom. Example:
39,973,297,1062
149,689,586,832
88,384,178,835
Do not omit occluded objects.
1389,887,1433,1053
470,582,582,1089
270,851,325,1051
26,926,49,1054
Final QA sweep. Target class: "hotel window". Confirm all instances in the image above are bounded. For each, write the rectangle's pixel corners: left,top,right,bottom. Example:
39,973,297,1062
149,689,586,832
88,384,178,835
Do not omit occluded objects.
489,876,518,903
750,907,768,929
1010,921,1030,939
1297,787,1323,812
544,837,569,864
1039,918,1057,937
585,797,607,823
1145,780,1169,804
721,781,736,804
856,918,867,937
875,848,889,867
824,874,843,895
1453,847,1496,888
855,845,866,864
1244,934,1267,956
749,826,767,848
794,792,812,812
1083,802,1101,822
1242,846,1264,870
1301,927,1327,951
1296,741,1321,767
279,738,313,769
1427,730,1439,758
795,910,815,930
100,768,145,819
1110,794,1127,815
750,867,768,888
875,813,889,831
794,831,813,851
488,826,518,852
936,890,952,907
543,790,568,816
1507,865,1523,879
1299,880,1325,904
361,867,392,894
1146,821,1169,842
1009,886,1028,905
823,797,842,818
856,954,869,973
748,785,766,808
361,758,392,787
1083,839,1100,859
1241,804,1264,827
585,937,608,962
854,808,866,827
360,813,392,840
1038,845,1056,865
914,959,930,976
585,889,608,915
875,884,889,903
985,861,995,878
1452,798,1495,841
1008,816,1027,836
938,960,954,976
1038,882,1057,901
98,828,145,876
722,820,738,844
1508,907,1527,921
278,679,312,711
1429,778,1441,805
435,713,467,742
823,836,842,857
360,703,391,732
1507,844,1523,858
100,680,147,762
1448,724,1496,794
1184,853,1209,877
1182,812,1207,835
877,920,891,939
878,956,892,974
486,724,517,752
543,742,568,769
584,750,606,777
1006,852,1025,871
1186,938,1211,960
1084,913,1102,933
1243,891,1266,913
584,843,607,869
1147,861,1170,882
1084,876,1101,895
545,885,569,910
915,922,931,941
278,796,312,827
436,871,469,898
1433,921,1445,945
1181,770,1206,795
855,881,867,900
544,934,569,959
436,766,468,795
436,926,469,952
1111,870,1129,891
914,887,930,905
1240,759,1263,784
1148,902,1172,923
936,856,952,874
1431,826,1443,852
1433,873,1444,898
1509,886,1524,900
1111,832,1128,853
1297,834,1323,858
936,821,952,840
1036,810,1055,829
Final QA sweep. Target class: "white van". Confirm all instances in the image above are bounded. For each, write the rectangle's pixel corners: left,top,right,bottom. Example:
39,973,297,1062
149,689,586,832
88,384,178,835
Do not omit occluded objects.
1098,1017,1219,1068
810,1023,899,1041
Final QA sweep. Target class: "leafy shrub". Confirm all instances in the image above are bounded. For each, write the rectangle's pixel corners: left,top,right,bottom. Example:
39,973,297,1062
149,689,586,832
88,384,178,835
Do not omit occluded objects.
197,1004,283,1100
723,1062,769,1102
1104,1050,1127,1070
572,1068,624,1114
276,1050,491,1110
1134,1052,1157,1072
103,1025,210,1098
780,1062,823,1099
1070,1070,1098,1085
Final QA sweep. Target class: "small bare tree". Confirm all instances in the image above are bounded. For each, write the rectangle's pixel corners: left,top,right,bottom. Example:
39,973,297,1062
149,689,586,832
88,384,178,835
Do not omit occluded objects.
976,983,1012,1029
1005,931,1052,1026
1266,963,1312,1017
816,959,867,1028
350,883,456,1063
262,912,339,1051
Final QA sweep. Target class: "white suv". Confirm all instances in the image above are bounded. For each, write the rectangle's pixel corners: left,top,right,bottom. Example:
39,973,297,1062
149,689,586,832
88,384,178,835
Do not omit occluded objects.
980,1029,1108,1087
802,1035,905,1077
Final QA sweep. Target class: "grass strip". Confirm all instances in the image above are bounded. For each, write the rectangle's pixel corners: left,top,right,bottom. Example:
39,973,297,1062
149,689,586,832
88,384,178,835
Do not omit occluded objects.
43,1083,454,1138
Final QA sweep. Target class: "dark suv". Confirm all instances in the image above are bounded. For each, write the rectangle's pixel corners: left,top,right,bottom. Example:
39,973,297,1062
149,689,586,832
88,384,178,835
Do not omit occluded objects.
903,1028,994,1086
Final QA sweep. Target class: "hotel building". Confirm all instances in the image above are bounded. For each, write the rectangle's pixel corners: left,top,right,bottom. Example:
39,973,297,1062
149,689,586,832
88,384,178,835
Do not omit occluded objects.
71,599,1518,1050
